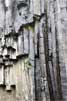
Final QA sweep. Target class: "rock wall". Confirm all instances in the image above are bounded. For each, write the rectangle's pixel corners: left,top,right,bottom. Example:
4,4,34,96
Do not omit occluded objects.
0,0,67,101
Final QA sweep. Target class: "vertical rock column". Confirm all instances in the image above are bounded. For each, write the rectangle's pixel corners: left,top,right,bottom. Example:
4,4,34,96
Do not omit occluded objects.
39,17,50,101
55,0,67,100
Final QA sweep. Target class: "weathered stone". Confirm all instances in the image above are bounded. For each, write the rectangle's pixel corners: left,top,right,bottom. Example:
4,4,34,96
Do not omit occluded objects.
0,0,66,101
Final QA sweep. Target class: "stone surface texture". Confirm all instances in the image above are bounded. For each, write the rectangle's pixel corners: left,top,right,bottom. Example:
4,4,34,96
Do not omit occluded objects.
0,0,66,101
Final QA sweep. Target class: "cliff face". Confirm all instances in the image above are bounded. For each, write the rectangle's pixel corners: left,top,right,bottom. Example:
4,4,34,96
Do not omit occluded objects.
0,0,67,101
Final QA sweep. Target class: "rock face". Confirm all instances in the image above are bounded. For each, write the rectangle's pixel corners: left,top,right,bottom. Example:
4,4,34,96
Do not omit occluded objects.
0,0,67,101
